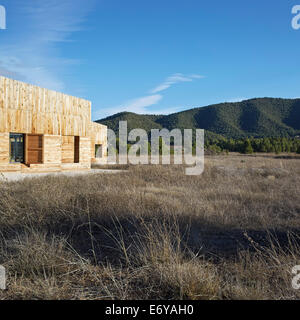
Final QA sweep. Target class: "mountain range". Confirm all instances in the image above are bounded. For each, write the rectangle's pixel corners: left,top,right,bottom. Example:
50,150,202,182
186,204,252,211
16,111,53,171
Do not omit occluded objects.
96,98,300,139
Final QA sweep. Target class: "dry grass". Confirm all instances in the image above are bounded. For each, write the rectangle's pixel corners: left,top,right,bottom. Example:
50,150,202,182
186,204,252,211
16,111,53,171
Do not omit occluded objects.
0,153,300,300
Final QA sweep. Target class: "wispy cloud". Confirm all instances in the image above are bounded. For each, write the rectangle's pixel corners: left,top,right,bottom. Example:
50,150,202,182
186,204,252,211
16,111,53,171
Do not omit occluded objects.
123,95,163,113
151,73,204,94
99,95,162,119
100,73,204,118
0,0,95,91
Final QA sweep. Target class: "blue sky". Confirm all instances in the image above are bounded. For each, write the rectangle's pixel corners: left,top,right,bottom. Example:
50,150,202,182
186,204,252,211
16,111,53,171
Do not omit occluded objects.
0,0,300,119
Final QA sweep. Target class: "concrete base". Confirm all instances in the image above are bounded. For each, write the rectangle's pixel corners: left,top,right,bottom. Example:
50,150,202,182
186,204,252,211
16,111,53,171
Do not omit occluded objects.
0,169,126,182
0,163,92,174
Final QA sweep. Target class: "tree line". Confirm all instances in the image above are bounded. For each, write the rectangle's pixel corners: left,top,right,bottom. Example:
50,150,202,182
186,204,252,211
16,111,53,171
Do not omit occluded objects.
111,136,300,156
204,137,300,154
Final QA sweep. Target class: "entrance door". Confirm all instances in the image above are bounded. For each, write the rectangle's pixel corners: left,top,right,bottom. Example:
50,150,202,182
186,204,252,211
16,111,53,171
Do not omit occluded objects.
9,133,24,163
26,135,43,164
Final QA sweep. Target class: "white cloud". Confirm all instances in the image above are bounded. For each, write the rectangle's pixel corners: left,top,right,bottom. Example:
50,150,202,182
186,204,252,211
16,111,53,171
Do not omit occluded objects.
98,73,204,119
124,95,163,113
151,73,204,94
0,0,95,91
100,94,162,118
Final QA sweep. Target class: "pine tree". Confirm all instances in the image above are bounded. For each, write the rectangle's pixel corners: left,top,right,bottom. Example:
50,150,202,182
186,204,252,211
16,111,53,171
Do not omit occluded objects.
243,139,254,154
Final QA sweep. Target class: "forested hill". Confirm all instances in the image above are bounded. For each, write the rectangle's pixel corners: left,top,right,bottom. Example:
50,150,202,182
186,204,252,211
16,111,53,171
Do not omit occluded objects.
96,98,300,139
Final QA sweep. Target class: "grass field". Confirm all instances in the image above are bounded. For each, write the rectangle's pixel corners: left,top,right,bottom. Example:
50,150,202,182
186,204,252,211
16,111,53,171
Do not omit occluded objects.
0,153,300,300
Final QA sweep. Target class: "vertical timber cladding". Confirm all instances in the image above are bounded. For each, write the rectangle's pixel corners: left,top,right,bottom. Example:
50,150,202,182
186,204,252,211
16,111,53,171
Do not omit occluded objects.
90,122,108,163
62,136,75,163
0,133,9,164
0,76,92,136
0,76,108,172
44,135,61,164
79,137,91,168
61,136,80,164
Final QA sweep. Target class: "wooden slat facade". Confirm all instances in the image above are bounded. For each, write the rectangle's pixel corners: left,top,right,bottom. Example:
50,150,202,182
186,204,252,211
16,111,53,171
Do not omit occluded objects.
0,76,107,172
61,136,75,164
90,122,108,163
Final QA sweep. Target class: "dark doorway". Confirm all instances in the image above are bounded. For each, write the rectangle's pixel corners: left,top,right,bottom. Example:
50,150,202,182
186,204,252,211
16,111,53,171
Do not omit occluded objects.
95,144,103,158
9,133,24,163
74,136,80,163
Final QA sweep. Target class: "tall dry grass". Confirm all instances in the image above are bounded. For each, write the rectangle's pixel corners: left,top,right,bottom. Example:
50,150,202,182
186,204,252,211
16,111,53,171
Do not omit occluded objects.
0,154,299,300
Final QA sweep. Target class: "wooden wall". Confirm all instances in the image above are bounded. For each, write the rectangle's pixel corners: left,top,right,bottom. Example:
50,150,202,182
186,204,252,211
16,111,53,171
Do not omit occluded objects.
0,76,107,171
90,122,107,162
80,137,91,165
0,133,9,164
0,76,91,137
44,135,61,164
61,136,75,163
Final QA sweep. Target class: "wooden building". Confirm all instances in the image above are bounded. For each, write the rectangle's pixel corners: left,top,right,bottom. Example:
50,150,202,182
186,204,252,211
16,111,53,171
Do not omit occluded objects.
0,76,107,173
